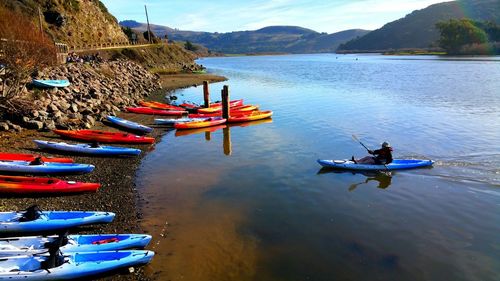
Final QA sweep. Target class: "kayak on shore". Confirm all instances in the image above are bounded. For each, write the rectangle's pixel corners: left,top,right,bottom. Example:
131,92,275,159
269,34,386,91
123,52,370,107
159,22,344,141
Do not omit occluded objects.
0,160,94,174
0,175,100,195
174,117,227,129
32,79,70,88
0,233,152,256
53,130,155,144
0,153,73,163
0,206,115,233
317,159,434,171
106,116,153,133
0,250,154,280
126,107,187,116
33,140,141,156
139,101,185,111
227,110,273,123
154,117,207,126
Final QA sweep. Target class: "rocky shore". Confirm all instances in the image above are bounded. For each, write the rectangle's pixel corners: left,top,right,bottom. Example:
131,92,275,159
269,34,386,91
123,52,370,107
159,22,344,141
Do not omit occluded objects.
0,72,226,280
1,60,161,132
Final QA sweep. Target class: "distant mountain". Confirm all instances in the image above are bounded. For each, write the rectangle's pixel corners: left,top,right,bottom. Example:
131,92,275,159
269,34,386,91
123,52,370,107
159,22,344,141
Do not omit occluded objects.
338,0,500,51
120,20,370,54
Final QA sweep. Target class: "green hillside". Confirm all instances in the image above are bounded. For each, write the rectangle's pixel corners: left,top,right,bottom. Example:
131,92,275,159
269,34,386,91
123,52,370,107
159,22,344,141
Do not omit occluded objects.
338,0,500,51
120,21,370,54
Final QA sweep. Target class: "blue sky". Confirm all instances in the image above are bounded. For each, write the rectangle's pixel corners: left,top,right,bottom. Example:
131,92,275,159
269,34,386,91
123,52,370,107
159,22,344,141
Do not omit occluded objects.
101,0,445,33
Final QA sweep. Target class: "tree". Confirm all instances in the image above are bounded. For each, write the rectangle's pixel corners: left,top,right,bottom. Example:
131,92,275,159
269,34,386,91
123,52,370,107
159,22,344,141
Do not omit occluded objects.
436,19,488,55
184,40,198,51
0,6,56,114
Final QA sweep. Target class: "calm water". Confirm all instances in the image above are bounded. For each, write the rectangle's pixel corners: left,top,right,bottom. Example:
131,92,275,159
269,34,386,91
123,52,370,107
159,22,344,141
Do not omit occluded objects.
136,54,500,281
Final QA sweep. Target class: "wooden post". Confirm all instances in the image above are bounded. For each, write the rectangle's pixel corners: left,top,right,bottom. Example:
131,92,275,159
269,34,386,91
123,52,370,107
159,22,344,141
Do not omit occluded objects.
221,85,230,120
205,132,211,141
203,81,210,108
223,127,232,155
38,7,43,34
144,5,152,44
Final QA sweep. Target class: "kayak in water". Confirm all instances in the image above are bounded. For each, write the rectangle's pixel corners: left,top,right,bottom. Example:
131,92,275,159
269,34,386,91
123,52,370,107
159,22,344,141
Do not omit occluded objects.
317,159,434,171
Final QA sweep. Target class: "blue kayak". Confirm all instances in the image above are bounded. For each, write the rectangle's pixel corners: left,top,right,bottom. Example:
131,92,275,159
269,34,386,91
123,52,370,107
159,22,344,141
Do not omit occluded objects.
0,250,154,280
32,79,70,88
0,160,94,174
317,159,434,171
106,116,153,133
33,140,141,156
0,208,115,233
0,234,152,256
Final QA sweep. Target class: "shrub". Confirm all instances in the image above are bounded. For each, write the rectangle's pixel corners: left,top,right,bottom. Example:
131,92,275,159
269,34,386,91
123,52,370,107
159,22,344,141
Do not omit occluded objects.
0,6,57,114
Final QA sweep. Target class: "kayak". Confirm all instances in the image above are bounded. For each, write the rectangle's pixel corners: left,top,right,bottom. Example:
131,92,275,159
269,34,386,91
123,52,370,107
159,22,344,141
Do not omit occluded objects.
228,110,273,123
316,159,434,171
178,99,243,110
0,161,94,174
106,116,153,133
0,250,154,280
32,79,70,88
0,153,73,164
0,207,115,233
139,101,185,111
0,175,100,194
154,118,206,126
0,234,152,256
33,140,141,156
53,130,155,144
197,105,257,114
174,117,227,129
188,110,254,119
126,107,187,116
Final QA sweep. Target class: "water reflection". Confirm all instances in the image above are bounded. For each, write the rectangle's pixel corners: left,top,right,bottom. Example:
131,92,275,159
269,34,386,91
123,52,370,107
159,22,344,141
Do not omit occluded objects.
317,168,394,190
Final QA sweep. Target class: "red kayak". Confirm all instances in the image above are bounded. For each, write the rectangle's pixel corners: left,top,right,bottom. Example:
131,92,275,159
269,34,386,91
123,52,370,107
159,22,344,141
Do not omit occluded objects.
139,101,185,111
0,175,100,194
126,107,187,116
53,130,155,144
0,153,73,163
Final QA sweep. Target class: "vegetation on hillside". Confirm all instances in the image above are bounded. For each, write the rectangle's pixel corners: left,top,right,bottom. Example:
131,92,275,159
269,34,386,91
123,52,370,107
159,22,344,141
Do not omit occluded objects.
338,0,500,52
436,19,500,54
0,6,56,114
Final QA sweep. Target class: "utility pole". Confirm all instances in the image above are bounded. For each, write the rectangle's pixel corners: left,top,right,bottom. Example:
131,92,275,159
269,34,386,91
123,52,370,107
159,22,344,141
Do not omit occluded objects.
144,5,152,44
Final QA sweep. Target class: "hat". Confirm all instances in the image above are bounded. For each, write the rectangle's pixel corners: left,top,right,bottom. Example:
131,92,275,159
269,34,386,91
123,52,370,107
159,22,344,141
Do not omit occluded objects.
382,142,391,148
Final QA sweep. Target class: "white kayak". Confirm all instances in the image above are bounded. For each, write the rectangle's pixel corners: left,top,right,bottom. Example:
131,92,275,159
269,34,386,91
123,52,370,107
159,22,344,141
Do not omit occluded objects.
33,140,141,156
317,159,434,171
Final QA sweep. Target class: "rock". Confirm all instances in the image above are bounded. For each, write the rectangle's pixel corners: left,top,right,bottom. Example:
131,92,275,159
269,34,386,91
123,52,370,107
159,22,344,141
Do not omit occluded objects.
0,122,9,131
25,120,43,130
84,115,95,126
43,120,56,131
30,110,40,118
70,103,78,113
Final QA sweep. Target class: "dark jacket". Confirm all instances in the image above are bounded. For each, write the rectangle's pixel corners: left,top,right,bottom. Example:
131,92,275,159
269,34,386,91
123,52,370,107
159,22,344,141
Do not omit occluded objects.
371,147,393,164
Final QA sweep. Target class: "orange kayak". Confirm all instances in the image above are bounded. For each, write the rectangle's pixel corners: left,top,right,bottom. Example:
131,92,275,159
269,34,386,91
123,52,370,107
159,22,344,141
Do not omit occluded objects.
228,111,273,123
0,153,73,163
174,117,227,129
0,175,100,194
53,130,155,144
197,105,258,114
139,101,185,111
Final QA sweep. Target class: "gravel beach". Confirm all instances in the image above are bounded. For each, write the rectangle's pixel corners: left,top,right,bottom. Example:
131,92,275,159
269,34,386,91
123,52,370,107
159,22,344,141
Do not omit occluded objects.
0,73,226,281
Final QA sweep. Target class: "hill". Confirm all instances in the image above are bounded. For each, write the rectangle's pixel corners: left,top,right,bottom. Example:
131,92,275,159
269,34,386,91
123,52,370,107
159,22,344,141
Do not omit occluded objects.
338,0,500,52
120,20,370,54
0,0,128,48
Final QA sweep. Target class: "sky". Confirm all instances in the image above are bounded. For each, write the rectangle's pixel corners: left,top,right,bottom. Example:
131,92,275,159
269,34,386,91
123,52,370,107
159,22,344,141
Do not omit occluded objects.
101,0,446,33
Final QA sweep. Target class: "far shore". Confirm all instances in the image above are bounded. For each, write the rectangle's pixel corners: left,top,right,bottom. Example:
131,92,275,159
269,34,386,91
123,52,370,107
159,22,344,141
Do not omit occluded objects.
0,72,226,281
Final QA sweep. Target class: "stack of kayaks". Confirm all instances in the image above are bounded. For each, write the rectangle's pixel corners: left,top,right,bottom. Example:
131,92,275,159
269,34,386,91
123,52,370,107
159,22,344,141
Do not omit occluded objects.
32,79,70,88
33,140,141,156
316,159,434,171
0,153,73,163
0,160,94,174
126,107,187,116
0,176,100,195
174,117,227,130
106,116,153,133
53,130,154,144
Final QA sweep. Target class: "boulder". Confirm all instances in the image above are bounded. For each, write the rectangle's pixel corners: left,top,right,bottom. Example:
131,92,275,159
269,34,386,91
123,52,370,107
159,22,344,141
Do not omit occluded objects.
25,120,44,130
0,122,9,131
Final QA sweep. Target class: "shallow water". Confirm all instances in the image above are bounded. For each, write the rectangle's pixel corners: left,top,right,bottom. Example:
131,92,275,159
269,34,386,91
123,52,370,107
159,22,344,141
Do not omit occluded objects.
136,54,500,281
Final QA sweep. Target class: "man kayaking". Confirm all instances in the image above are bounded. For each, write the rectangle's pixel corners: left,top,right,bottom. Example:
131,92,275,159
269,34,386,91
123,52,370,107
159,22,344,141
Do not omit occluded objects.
352,142,393,165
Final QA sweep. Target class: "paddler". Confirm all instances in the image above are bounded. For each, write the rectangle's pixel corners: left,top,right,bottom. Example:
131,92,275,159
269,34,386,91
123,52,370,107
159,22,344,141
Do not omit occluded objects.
353,142,393,165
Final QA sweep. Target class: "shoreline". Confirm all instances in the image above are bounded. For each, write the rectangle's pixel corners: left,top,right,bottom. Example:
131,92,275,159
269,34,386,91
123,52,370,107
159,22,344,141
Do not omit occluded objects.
0,73,226,281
